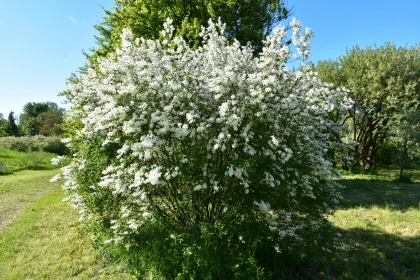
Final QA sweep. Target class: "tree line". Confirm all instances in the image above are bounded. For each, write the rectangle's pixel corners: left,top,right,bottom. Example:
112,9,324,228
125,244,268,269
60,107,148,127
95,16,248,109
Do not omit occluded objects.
0,102,64,137
316,43,420,178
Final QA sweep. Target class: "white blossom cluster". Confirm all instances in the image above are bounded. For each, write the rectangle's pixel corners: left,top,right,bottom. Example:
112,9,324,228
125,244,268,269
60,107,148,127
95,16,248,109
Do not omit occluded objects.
59,18,350,254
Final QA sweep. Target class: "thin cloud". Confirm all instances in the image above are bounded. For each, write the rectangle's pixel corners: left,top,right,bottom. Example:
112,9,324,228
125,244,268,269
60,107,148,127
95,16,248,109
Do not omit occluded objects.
68,16,80,24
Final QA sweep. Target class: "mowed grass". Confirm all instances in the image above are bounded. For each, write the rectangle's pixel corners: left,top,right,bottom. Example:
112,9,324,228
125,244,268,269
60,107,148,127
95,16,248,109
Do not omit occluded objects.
0,169,61,232
0,169,130,279
320,169,420,280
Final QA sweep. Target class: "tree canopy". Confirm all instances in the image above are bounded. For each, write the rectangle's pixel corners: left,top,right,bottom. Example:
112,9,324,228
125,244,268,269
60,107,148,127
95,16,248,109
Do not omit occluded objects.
317,43,420,170
89,0,291,62
0,114,8,137
6,112,19,136
0,112,19,137
19,102,64,136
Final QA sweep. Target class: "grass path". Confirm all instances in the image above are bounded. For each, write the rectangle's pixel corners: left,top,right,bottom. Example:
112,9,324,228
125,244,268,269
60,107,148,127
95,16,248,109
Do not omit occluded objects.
0,169,60,232
0,170,130,279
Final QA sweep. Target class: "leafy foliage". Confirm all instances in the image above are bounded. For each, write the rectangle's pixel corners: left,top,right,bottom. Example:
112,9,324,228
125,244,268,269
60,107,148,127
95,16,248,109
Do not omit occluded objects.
0,112,19,137
317,44,420,170
59,19,348,278
19,102,64,136
389,110,420,179
0,114,8,137
6,112,19,136
90,0,290,61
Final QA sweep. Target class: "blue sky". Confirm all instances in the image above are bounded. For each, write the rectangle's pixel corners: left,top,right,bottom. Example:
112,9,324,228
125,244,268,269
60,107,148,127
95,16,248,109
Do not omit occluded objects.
0,0,419,118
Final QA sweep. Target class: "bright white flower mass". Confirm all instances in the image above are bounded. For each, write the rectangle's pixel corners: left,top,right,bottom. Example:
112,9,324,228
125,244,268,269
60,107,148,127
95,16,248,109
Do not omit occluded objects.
59,18,349,258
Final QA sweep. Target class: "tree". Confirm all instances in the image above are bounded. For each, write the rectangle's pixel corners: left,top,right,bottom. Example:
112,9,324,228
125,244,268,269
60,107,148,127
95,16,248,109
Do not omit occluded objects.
0,114,8,137
390,111,420,180
19,102,64,136
316,60,352,169
90,0,291,61
6,111,19,136
57,19,348,278
317,44,420,170
37,110,63,136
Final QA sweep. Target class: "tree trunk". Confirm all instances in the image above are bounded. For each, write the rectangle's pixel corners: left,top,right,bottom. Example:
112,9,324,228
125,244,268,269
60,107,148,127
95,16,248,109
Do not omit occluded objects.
340,153,348,170
400,138,408,180
328,148,336,168
365,145,375,171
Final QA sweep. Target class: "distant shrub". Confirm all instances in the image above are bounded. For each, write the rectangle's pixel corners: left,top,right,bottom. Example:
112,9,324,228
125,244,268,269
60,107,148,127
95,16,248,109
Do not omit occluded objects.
0,136,68,155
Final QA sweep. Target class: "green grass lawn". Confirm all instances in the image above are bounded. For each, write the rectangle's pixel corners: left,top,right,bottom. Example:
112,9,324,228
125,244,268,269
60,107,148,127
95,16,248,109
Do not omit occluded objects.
0,169,61,232
0,164,419,279
320,169,420,280
0,169,130,279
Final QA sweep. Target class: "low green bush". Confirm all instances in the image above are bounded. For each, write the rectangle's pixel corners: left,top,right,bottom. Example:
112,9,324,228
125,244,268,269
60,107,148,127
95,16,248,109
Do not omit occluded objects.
0,136,68,155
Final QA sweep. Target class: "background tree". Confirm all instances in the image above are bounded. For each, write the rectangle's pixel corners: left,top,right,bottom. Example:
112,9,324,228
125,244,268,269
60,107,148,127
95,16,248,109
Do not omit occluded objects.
390,110,420,180
6,111,19,136
37,110,63,136
316,60,352,169
90,0,291,61
19,102,64,136
317,44,420,170
0,114,8,137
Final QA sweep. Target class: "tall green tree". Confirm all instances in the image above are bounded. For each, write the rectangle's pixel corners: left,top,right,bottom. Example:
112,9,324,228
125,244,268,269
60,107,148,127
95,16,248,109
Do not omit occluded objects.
394,111,420,179
37,110,64,136
90,0,290,61
19,102,64,136
0,114,8,137
6,111,19,136
317,44,420,170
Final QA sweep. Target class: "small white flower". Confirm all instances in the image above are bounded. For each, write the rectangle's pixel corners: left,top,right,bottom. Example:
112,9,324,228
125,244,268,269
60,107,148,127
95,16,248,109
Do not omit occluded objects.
49,174,62,183
142,212,152,218
145,167,162,185
219,102,229,117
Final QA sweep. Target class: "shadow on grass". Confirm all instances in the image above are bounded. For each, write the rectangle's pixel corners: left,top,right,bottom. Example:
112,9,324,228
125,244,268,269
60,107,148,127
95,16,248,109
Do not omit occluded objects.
320,227,420,280
337,179,420,211
275,226,419,280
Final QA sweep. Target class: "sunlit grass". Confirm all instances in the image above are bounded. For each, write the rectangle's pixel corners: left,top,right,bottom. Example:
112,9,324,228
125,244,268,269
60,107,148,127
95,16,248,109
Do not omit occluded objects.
319,168,420,279
0,169,60,232
0,170,130,279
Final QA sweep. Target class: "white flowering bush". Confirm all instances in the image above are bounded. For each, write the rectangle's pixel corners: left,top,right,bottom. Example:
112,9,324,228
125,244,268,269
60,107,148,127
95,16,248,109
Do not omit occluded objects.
60,18,349,278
